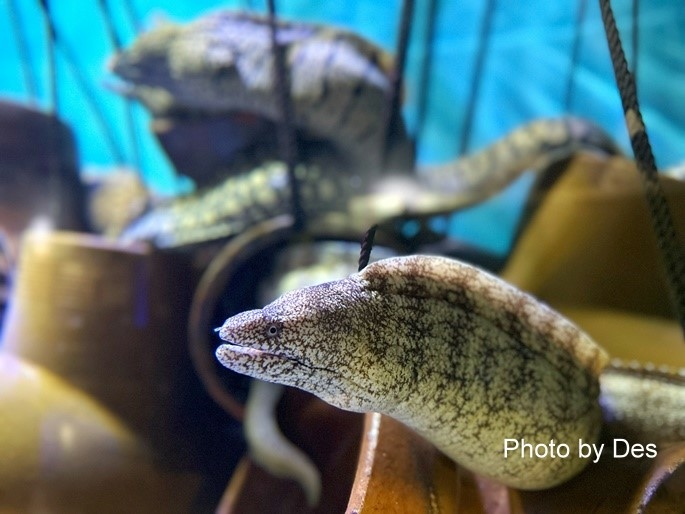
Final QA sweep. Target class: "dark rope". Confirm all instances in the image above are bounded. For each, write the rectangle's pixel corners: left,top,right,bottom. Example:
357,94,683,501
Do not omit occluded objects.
414,0,438,153
36,0,61,225
97,0,123,49
382,0,415,170
631,0,639,92
37,0,58,114
37,0,126,165
266,0,305,230
565,0,588,111
7,0,39,104
122,0,141,35
358,225,378,272
97,0,143,174
57,36,127,165
459,0,496,155
599,0,685,339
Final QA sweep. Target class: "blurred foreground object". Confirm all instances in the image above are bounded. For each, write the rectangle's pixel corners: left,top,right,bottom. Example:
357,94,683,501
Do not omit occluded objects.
0,231,241,512
0,100,86,248
0,351,153,512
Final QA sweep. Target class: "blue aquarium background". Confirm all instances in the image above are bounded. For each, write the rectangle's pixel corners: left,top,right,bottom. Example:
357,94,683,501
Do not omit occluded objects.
0,0,683,254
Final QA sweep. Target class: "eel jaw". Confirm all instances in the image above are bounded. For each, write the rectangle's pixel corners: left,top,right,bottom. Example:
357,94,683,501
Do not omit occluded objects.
216,342,337,380
215,342,298,382
217,342,269,359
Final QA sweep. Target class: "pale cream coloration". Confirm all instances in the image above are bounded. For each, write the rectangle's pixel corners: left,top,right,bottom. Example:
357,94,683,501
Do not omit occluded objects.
217,255,611,489
600,360,685,443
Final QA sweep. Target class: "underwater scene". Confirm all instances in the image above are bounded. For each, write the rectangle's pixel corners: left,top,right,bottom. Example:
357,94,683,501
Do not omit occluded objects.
0,0,684,512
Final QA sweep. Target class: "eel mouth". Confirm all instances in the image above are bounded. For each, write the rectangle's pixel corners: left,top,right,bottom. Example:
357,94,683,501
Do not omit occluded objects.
216,343,335,375
216,343,279,360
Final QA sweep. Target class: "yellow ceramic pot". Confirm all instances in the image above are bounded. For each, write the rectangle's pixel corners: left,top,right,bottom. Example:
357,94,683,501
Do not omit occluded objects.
0,352,162,512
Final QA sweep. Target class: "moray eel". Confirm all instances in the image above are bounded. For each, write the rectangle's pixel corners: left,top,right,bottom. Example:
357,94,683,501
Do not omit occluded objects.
120,117,620,249
112,11,621,250
111,10,408,171
600,361,685,444
216,254,612,490
240,242,399,506
217,255,685,496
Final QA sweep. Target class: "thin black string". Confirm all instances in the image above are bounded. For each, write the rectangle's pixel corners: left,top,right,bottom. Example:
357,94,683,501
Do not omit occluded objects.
631,0,639,93
266,0,305,230
37,0,58,114
358,225,378,272
98,0,143,174
599,0,685,340
414,0,438,153
7,0,39,104
565,0,587,111
37,0,126,165
382,0,415,170
459,0,496,155
97,0,122,49
122,0,141,35
36,0,61,225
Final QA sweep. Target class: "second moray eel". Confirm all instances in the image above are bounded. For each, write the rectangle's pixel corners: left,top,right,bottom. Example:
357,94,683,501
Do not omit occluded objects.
110,10,410,171
120,116,620,248
113,11,620,249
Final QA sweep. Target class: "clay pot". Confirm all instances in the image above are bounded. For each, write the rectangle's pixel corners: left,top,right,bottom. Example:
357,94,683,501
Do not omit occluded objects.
0,231,244,511
0,351,168,513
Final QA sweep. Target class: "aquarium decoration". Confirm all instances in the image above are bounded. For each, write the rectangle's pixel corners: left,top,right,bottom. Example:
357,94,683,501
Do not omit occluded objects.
0,0,683,512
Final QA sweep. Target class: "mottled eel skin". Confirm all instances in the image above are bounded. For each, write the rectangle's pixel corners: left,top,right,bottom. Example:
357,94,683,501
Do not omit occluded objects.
111,10,407,170
217,255,610,490
120,117,618,248
120,161,355,247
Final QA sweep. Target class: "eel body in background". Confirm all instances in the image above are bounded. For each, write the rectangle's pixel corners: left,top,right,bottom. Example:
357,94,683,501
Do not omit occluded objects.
112,11,621,250
120,117,620,249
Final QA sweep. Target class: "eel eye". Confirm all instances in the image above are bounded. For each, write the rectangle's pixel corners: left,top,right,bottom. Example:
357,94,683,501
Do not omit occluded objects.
266,323,281,338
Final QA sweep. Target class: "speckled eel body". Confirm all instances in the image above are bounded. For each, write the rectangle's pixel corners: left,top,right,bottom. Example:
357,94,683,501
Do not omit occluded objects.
216,255,610,490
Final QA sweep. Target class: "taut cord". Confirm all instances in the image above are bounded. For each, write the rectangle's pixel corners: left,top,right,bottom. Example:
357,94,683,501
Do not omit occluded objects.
599,0,685,340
